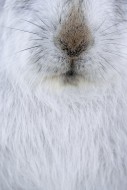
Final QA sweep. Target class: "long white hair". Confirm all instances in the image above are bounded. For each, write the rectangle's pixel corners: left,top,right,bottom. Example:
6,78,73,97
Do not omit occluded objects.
0,0,127,189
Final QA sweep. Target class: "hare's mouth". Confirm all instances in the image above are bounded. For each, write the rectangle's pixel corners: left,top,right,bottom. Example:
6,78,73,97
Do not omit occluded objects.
64,69,76,77
61,69,83,85
61,59,80,80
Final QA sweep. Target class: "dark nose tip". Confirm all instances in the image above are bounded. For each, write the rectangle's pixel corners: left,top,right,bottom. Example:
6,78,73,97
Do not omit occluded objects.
57,6,91,58
60,40,89,58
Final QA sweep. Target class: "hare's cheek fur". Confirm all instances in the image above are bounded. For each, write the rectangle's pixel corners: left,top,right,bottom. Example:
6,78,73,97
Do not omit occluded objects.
2,0,127,87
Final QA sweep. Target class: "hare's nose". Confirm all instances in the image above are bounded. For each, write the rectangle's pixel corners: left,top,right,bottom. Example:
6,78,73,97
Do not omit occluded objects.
59,39,89,58
56,6,92,58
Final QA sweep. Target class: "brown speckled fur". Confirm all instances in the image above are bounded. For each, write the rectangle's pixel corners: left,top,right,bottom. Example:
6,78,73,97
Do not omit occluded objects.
57,6,91,57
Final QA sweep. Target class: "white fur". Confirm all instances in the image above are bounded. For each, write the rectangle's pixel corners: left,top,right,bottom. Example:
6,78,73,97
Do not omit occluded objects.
0,0,127,189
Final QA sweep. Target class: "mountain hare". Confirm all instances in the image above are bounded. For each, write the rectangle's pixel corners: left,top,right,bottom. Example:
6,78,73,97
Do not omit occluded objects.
0,0,127,189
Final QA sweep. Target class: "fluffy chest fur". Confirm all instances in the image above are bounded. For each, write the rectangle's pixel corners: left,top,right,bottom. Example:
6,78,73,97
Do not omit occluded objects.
0,78,127,190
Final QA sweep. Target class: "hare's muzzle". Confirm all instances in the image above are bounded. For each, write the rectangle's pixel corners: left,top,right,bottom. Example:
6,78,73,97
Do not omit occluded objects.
56,6,92,59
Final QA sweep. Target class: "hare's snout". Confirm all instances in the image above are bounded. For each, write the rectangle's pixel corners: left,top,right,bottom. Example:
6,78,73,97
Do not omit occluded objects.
52,6,94,82
7,0,125,85
56,7,92,59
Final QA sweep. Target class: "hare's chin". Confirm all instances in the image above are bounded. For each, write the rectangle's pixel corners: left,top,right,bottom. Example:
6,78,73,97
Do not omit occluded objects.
61,73,81,85
45,72,84,87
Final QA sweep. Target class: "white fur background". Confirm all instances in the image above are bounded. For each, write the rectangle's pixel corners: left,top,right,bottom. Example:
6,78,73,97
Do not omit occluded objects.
0,0,127,190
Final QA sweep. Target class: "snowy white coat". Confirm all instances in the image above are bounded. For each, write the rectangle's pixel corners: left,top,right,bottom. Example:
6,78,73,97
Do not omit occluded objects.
0,0,127,189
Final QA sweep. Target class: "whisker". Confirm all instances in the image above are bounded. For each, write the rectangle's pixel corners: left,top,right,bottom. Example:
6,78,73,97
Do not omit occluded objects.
30,38,43,41
33,12,50,29
21,19,47,31
4,26,41,37
100,38,124,42
104,49,127,58
33,49,45,58
30,37,48,41
102,42,127,48
35,49,44,54
95,18,107,33
16,45,41,53
99,53,121,75
91,59,106,81
34,55,45,65
98,61,106,72
102,28,127,36
100,22,126,34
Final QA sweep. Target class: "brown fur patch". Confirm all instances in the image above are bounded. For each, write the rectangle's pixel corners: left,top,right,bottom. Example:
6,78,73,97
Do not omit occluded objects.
57,6,91,57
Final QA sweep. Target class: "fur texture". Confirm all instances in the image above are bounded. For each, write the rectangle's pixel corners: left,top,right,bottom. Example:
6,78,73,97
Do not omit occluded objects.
0,0,127,189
